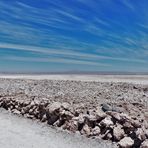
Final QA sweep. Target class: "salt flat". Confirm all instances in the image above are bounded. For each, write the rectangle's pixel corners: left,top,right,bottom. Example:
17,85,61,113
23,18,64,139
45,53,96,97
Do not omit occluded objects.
0,74,148,84
0,75,147,147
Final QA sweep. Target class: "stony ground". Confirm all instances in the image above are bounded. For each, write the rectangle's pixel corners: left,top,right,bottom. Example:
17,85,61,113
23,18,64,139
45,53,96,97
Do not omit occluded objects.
0,78,148,147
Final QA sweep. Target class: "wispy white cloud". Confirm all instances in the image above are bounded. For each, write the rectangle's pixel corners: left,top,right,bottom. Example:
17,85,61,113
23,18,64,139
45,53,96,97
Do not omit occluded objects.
53,9,83,22
120,0,135,11
16,2,36,9
0,43,146,63
0,0,148,72
138,23,148,30
1,55,109,66
94,18,110,27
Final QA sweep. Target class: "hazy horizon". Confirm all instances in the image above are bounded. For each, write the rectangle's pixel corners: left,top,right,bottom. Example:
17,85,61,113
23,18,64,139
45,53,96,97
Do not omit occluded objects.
0,70,148,75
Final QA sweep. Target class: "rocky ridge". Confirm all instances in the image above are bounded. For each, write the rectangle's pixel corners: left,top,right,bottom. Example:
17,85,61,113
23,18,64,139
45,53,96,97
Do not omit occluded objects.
0,97,147,148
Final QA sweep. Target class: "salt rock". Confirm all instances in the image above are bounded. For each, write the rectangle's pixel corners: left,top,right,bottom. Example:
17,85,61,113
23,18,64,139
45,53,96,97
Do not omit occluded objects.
132,120,141,128
119,113,131,122
12,109,21,115
123,121,134,131
143,120,148,129
22,106,30,113
81,124,91,136
118,137,134,148
70,120,78,132
62,120,78,132
53,119,61,127
15,105,19,109
42,98,49,102
140,139,148,148
61,102,70,110
48,102,61,113
29,108,34,114
30,101,35,106
85,114,97,128
91,126,100,136
86,114,97,122
78,114,85,124
10,105,13,110
46,102,61,125
41,114,47,122
145,129,148,137
113,124,124,141
100,116,114,127
105,133,112,140
25,114,34,119
34,100,40,105
107,111,121,121
101,129,112,140
136,128,146,141
95,107,107,120
60,110,73,120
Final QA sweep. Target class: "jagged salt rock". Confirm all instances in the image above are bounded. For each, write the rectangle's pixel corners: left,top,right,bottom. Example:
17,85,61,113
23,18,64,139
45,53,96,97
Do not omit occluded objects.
136,128,146,141
48,102,61,113
61,102,70,110
95,107,107,120
140,139,148,148
91,126,100,136
113,124,124,141
81,124,91,136
100,116,114,127
118,137,134,148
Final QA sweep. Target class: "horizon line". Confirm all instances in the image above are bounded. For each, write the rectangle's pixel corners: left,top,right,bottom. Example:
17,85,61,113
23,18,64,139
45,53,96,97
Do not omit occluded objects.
0,71,148,75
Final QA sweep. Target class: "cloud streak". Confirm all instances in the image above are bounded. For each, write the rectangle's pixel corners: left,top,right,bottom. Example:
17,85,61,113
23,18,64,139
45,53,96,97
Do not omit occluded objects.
1,56,109,66
0,43,146,63
0,0,148,72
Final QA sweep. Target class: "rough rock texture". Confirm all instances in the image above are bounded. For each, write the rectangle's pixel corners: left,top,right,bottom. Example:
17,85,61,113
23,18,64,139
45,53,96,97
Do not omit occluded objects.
118,137,134,148
141,139,148,148
113,124,124,141
0,78,148,147
0,97,147,147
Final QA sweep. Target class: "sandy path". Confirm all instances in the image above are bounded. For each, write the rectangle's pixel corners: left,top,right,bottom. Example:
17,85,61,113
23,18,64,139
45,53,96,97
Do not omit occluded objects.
0,74,148,84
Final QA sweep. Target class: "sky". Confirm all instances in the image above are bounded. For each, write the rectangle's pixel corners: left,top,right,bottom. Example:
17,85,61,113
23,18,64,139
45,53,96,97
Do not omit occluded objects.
0,0,148,73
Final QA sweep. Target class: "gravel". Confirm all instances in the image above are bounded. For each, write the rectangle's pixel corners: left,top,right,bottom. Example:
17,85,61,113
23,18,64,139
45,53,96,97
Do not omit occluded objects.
0,78,148,109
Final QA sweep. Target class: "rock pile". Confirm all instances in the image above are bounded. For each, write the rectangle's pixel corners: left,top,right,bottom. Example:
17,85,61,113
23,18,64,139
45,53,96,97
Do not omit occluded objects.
0,98,147,148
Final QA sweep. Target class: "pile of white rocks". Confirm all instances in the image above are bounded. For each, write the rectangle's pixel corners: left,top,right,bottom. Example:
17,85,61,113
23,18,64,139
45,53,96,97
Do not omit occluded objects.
0,97,147,148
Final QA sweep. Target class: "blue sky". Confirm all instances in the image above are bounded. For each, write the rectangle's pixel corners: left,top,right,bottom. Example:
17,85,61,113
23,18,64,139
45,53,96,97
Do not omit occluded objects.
0,0,148,72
